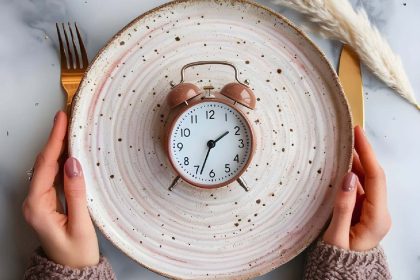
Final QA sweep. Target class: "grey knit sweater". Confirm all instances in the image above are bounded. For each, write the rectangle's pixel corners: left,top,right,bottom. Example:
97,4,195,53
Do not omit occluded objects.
24,241,391,279
23,249,116,280
304,240,391,279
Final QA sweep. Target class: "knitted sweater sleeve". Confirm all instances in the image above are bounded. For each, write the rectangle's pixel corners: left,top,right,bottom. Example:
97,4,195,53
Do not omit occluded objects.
23,249,116,280
304,240,392,280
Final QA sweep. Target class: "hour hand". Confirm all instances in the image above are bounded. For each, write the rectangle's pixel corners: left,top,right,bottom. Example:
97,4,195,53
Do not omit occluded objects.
214,131,229,143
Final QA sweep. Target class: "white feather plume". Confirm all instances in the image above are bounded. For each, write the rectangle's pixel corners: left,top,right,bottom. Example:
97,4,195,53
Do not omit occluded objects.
273,0,419,110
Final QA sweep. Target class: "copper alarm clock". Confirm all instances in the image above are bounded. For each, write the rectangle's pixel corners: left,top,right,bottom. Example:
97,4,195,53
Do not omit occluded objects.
164,61,257,191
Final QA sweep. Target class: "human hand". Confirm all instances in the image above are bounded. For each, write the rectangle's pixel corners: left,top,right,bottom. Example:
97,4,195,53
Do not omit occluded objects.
22,111,99,268
322,126,391,251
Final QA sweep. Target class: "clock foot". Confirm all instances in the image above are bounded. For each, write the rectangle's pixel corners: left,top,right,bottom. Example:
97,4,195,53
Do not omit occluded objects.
237,177,250,192
168,176,181,191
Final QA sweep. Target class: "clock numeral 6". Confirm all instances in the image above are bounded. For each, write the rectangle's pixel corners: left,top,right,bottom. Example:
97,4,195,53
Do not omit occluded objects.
238,139,244,148
184,157,189,165
181,128,190,137
177,142,183,151
225,164,231,173
209,169,215,178
234,126,241,135
206,110,215,120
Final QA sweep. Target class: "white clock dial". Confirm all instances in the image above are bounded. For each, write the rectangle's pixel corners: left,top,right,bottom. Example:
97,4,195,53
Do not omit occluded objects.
168,100,253,188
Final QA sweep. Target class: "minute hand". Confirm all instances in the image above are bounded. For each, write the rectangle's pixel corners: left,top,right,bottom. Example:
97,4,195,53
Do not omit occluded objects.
199,131,230,175
199,146,212,175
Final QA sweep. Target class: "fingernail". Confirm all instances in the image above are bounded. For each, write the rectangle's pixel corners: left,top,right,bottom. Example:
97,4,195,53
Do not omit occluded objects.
65,157,82,178
342,172,357,192
54,111,60,123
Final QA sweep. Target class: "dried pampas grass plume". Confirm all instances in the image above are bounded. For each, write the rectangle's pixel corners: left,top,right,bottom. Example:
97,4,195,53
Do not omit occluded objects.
273,0,419,110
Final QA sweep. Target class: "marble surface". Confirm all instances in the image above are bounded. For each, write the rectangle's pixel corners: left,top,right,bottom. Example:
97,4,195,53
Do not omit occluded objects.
0,0,419,279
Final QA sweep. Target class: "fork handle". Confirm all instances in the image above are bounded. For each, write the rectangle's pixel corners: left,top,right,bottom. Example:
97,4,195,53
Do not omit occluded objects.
61,78,83,115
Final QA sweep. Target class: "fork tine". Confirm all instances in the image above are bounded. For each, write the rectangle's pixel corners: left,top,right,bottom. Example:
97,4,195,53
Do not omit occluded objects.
61,23,73,69
56,23,67,69
68,22,81,69
75,23,88,68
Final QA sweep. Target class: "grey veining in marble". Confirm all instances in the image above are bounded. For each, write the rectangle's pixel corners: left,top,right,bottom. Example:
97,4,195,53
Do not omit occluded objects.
0,0,419,279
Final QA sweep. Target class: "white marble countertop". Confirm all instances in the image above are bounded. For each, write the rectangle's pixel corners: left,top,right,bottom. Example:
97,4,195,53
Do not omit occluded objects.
0,0,419,279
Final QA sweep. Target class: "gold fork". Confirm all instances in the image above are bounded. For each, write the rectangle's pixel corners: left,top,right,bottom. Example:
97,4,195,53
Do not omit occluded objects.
55,22,88,180
56,22,88,115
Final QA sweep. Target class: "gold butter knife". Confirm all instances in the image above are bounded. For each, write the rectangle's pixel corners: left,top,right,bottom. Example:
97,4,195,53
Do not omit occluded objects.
338,45,364,128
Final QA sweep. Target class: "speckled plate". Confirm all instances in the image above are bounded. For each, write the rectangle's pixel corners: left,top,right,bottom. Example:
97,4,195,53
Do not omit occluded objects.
69,0,353,279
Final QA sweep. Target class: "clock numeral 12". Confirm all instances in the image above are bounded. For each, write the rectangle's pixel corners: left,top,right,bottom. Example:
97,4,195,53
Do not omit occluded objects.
206,110,215,120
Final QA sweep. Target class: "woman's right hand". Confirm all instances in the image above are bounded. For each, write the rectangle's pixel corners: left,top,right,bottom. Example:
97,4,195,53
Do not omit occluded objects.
323,126,392,251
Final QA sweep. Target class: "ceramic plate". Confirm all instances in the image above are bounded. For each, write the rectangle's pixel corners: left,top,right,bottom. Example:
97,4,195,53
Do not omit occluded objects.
70,0,353,279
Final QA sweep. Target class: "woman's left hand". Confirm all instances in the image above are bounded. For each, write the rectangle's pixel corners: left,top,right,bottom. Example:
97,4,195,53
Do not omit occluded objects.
22,111,100,268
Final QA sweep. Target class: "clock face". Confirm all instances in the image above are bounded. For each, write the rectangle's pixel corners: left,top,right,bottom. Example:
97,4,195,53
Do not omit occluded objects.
168,100,254,188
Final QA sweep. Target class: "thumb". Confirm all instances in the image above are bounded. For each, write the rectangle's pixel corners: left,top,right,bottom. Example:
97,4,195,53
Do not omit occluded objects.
64,157,92,234
323,172,358,249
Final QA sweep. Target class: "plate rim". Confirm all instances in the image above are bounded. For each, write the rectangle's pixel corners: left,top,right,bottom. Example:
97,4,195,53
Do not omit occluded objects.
69,0,354,278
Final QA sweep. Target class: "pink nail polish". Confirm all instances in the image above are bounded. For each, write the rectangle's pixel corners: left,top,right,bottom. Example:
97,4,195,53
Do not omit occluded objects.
64,157,82,178
342,172,357,192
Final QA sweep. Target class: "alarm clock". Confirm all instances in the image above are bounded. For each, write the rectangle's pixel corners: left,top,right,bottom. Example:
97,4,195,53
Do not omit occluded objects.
164,61,257,191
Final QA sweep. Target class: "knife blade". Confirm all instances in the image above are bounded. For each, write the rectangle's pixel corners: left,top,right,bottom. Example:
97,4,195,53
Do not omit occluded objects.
338,45,364,129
